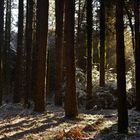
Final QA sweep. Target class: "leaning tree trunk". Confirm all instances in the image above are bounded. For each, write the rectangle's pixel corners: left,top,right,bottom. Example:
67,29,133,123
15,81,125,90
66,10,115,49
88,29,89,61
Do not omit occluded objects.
116,0,128,134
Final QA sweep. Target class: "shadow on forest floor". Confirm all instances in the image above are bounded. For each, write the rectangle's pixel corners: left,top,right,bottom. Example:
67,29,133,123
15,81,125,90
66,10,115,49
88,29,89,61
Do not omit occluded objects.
0,104,140,140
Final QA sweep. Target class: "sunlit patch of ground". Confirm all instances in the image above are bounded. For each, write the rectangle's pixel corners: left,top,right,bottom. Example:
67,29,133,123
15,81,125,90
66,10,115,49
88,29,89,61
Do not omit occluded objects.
0,103,140,140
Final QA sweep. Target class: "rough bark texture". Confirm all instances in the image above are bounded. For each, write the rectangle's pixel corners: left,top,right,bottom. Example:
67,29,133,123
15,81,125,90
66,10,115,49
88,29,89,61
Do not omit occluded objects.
34,0,48,112
64,0,78,118
0,0,4,105
31,1,37,105
4,0,11,95
54,0,64,106
13,0,24,103
116,0,128,134
134,1,140,111
99,0,105,87
86,0,93,109
25,0,33,106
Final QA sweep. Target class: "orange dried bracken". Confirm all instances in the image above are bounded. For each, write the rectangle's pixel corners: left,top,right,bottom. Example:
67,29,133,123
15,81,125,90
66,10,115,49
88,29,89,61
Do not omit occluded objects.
65,127,89,138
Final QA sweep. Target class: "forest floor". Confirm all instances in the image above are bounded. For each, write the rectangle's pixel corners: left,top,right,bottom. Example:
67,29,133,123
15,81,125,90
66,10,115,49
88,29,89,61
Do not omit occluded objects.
0,103,140,140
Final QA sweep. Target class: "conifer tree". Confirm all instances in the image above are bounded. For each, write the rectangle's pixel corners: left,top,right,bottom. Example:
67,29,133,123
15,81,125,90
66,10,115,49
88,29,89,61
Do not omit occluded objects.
116,0,128,133
64,0,78,118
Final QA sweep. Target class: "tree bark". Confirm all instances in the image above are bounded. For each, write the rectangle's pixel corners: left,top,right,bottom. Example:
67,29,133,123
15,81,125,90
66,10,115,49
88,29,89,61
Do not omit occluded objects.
0,0,4,105
100,0,105,87
86,0,93,109
13,0,24,103
134,0,140,111
25,0,34,107
4,0,11,95
64,0,78,118
116,0,128,134
54,0,64,106
34,0,49,112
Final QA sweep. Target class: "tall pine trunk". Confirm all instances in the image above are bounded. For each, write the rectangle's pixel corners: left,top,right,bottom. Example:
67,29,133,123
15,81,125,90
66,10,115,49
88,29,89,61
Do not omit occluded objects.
34,0,49,112
31,0,37,105
4,0,11,95
0,0,4,105
116,0,128,134
54,0,64,106
25,0,33,106
13,0,24,103
86,0,93,109
99,0,105,87
64,0,78,118
134,0,140,111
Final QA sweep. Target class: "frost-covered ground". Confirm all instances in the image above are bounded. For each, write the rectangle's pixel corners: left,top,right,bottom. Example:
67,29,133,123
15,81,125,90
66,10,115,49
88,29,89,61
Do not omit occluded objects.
0,103,140,140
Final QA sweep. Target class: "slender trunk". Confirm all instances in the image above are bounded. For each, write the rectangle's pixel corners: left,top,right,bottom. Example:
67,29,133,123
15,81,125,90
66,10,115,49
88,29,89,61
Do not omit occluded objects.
13,0,24,103
25,0,33,107
76,0,82,69
99,0,105,87
31,0,37,103
93,1,100,64
86,0,93,109
4,0,11,95
0,0,4,105
54,0,64,106
116,0,128,134
134,0,140,111
124,5,135,51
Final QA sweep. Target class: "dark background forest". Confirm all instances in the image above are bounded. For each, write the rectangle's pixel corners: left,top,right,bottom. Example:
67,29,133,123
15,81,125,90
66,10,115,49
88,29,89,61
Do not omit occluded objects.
0,0,140,139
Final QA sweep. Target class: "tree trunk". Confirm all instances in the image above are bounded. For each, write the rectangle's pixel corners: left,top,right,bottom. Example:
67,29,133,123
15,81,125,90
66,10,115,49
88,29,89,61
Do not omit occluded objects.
54,0,64,106
25,0,34,107
13,0,24,103
134,0,140,111
99,0,105,87
86,0,93,109
0,0,4,105
64,0,78,118
34,0,49,112
116,0,128,134
31,0,37,105
4,0,11,95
